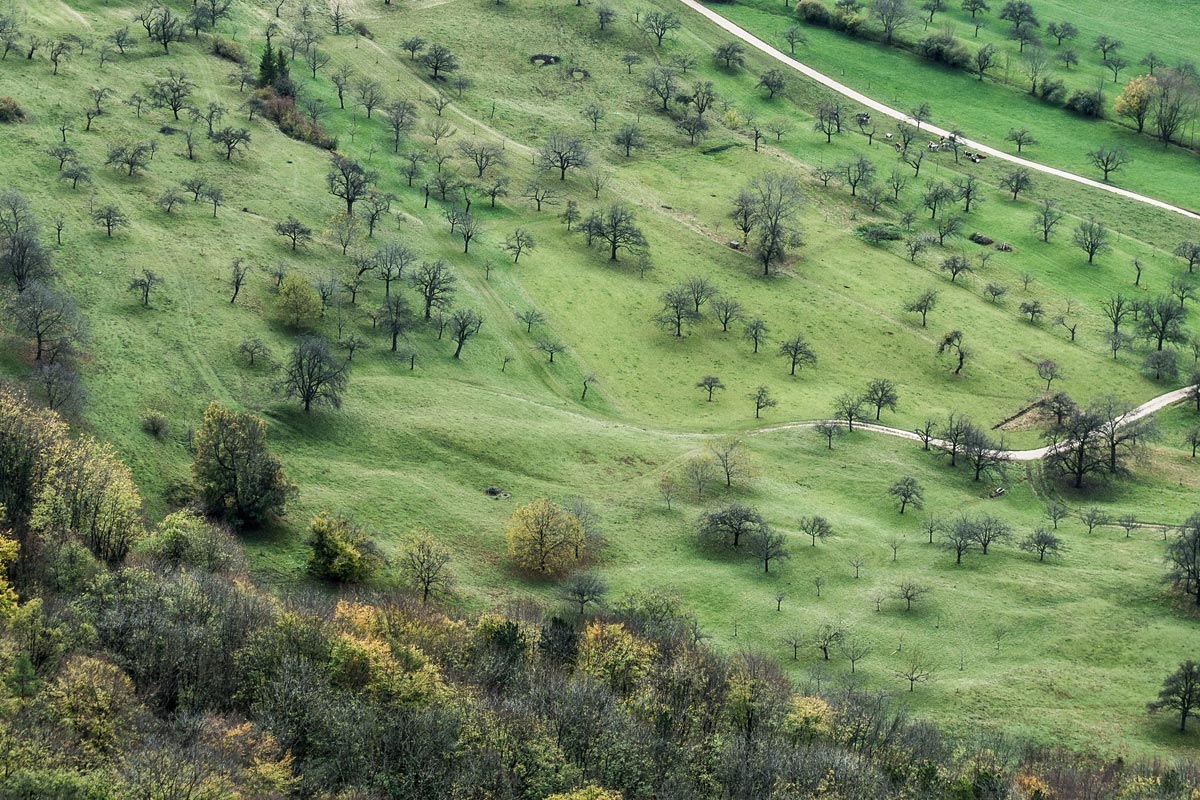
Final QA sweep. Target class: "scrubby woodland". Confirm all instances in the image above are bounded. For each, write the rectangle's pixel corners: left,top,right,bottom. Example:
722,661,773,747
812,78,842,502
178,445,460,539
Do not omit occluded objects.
1,0,1200,795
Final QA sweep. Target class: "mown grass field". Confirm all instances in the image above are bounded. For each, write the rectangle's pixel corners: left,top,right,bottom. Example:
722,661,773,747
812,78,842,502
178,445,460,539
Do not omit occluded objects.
1,0,1198,756
702,0,1200,211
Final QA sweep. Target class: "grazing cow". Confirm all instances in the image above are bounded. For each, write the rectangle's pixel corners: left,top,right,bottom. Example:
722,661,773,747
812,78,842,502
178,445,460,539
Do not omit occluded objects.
884,132,894,140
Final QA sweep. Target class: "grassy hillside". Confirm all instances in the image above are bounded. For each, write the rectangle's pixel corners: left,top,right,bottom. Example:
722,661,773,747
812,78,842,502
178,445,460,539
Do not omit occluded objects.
702,0,1200,210
1,0,1198,756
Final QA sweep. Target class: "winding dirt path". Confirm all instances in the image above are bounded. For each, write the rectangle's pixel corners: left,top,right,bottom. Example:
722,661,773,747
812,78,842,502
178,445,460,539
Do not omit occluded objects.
673,0,1200,222
753,385,1197,460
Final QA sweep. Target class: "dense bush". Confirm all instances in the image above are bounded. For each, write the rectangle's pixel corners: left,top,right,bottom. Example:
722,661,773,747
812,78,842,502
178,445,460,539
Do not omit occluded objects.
1065,88,1105,118
141,411,169,438
0,96,24,123
856,222,905,243
307,511,383,582
1037,77,1067,103
209,36,246,64
916,31,970,68
192,401,296,528
795,0,832,25
257,89,337,150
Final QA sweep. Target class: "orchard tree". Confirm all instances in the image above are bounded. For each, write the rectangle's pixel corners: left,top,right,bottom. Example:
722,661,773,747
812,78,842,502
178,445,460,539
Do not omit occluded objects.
863,378,898,419
815,421,842,449
999,167,1034,200
872,0,914,44
904,289,938,327
756,69,786,99
710,295,743,331
1006,127,1036,152
1148,661,1200,732
937,329,969,374
748,525,789,573
888,476,923,514
410,260,457,320
1166,514,1200,607
1173,241,1200,274
614,124,646,157
834,393,866,431
283,336,348,413
448,308,483,358
750,385,776,418
743,173,804,276
799,515,832,546
697,375,725,401
943,517,976,564
504,228,536,263
895,580,929,611
1032,198,1064,242
540,131,590,180
92,205,128,237
1138,295,1188,350
641,11,681,46
698,503,763,549
1020,528,1063,561
1073,217,1111,263
1087,146,1130,181
327,154,377,215
419,43,459,79
742,318,769,354
778,333,817,375
401,532,453,603
127,269,163,307
9,283,81,364
581,204,647,261
655,287,700,337
379,294,415,352
148,69,195,119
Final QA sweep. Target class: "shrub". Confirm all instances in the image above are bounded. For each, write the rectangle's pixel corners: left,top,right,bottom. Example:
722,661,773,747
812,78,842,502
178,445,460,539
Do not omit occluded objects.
141,411,170,439
830,9,865,35
795,0,832,26
969,232,994,245
856,223,904,244
308,511,383,583
350,21,373,39
1065,89,1104,118
257,89,337,150
0,97,25,123
1037,78,1066,103
138,510,241,573
210,37,246,65
916,32,970,68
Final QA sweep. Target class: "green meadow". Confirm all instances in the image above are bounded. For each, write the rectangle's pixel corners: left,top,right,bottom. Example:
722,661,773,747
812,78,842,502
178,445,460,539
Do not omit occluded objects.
2,0,1198,756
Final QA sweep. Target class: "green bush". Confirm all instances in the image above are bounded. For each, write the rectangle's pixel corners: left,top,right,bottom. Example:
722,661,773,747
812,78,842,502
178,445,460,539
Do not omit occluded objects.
795,0,832,25
916,32,970,68
1065,88,1104,118
307,511,383,583
856,223,905,244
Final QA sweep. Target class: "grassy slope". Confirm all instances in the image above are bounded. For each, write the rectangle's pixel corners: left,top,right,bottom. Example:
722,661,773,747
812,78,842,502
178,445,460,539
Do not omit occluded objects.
701,0,1200,211
0,0,1198,755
